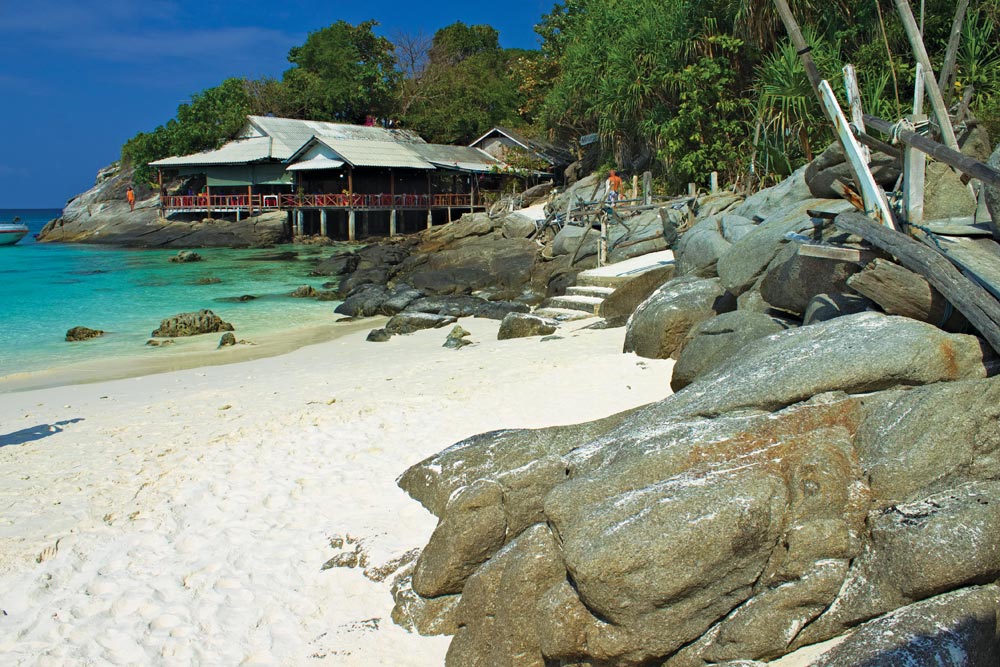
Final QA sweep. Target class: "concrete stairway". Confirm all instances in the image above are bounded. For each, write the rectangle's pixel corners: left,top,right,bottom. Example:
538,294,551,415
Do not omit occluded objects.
534,250,675,321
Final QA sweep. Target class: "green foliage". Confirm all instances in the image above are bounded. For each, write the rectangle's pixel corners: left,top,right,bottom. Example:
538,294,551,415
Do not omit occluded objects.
282,20,399,122
399,22,525,144
121,78,253,185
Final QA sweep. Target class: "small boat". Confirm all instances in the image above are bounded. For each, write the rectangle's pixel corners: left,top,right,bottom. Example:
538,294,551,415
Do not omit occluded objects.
0,218,29,246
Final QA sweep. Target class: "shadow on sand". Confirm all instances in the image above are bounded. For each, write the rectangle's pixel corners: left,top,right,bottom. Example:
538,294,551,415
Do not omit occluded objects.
0,419,84,448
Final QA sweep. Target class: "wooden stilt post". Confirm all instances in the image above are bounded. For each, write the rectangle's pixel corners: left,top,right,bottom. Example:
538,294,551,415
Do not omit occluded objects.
206,185,212,219
295,210,304,237
320,209,328,237
892,0,960,150
818,80,897,229
157,169,165,218
390,209,397,237
348,210,356,242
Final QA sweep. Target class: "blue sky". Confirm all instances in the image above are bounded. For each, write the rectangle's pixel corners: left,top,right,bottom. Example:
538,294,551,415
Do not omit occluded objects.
0,1,551,209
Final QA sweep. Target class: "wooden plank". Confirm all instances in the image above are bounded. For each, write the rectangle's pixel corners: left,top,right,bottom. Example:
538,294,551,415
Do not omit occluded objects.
864,114,1000,189
797,243,877,263
834,211,1000,354
918,233,1000,300
892,0,960,150
818,80,897,228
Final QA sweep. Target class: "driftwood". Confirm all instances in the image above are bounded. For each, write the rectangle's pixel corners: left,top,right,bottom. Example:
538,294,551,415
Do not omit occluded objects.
847,258,968,330
918,232,1000,301
834,211,1000,354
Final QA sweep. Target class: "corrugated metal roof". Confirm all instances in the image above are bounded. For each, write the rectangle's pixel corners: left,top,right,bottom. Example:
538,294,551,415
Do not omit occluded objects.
150,137,272,167
315,137,434,170
470,127,574,166
246,116,425,159
411,144,500,173
286,156,345,171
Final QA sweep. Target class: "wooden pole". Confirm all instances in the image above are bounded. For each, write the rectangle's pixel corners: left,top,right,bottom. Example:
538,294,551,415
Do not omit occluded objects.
206,185,212,218
864,114,1000,189
937,0,970,106
818,80,897,228
157,169,164,218
843,65,870,164
772,0,825,93
892,0,959,151
643,171,652,205
709,171,719,193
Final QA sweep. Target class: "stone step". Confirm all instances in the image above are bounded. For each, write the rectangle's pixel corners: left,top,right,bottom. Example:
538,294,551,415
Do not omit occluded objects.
565,285,616,299
575,250,676,288
543,294,606,314
532,307,598,322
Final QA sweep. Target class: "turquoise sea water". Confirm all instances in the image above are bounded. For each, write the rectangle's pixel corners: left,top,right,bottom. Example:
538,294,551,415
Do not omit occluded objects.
0,209,353,380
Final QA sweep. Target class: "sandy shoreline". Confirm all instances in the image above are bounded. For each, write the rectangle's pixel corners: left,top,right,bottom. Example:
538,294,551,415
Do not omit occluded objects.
0,318,384,394
0,316,675,665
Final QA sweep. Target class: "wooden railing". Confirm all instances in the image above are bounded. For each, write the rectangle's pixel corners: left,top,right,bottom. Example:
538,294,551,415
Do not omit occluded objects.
161,193,479,211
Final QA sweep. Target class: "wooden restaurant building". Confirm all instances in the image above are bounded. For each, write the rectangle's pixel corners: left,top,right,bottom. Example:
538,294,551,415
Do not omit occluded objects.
151,115,508,240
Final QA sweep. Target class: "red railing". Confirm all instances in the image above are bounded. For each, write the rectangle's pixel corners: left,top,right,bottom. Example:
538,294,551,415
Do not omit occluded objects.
162,193,478,211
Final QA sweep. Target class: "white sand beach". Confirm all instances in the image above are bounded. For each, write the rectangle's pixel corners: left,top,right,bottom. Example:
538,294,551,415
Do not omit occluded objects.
0,317,675,666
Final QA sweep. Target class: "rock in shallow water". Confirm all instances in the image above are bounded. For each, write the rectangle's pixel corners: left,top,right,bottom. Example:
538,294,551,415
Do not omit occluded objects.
151,309,234,337
65,326,104,342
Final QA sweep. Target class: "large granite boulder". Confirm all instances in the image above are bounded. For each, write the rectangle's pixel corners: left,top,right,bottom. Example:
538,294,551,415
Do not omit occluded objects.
497,313,557,340
674,213,757,277
730,165,812,219
923,162,979,220
664,312,988,416
334,285,390,317
807,586,1000,667
384,312,458,335
804,142,901,199
311,252,359,276
608,207,670,263
394,236,539,296
717,199,855,296
758,241,865,315
671,310,792,390
396,322,997,666
151,309,234,337
622,275,736,359
599,264,676,327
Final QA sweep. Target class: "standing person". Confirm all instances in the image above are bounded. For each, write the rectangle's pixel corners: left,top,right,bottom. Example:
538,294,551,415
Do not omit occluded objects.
126,185,136,212
606,169,623,205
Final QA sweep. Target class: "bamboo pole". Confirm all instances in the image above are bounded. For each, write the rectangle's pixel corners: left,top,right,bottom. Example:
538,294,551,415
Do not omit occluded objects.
892,0,959,150
938,0,970,105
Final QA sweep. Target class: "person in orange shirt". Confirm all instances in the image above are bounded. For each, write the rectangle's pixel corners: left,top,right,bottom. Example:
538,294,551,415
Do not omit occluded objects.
126,185,136,212
606,169,623,205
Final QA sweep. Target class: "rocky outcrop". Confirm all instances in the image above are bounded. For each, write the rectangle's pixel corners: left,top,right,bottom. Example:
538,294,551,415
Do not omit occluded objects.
37,164,287,247
65,326,104,342
622,275,735,359
394,157,1000,666
151,309,234,337
986,142,1000,239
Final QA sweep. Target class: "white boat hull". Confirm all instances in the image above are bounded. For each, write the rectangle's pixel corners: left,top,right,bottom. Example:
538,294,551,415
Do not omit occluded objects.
0,224,29,246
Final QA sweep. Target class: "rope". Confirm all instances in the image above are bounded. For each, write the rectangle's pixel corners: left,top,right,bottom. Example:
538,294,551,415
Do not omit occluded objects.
889,118,915,145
